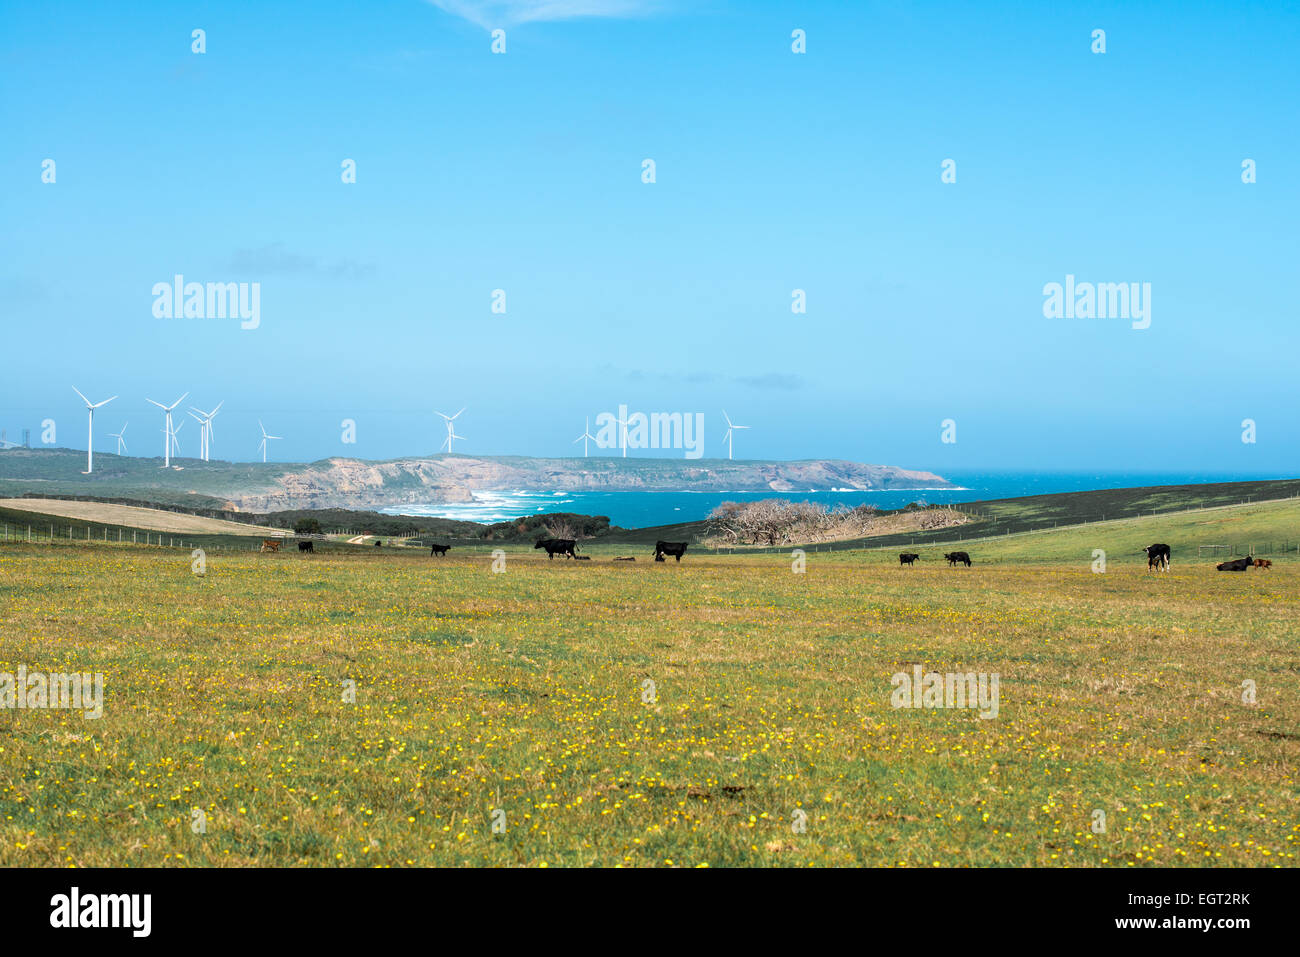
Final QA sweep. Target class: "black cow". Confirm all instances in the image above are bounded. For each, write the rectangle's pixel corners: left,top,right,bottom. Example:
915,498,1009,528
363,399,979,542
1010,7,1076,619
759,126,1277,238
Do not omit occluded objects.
1143,543,1171,572
374,540,382,548
535,538,577,559
944,551,972,567
654,541,688,562
899,552,919,566
429,543,450,556
298,540,314,553
1216,556,1254,572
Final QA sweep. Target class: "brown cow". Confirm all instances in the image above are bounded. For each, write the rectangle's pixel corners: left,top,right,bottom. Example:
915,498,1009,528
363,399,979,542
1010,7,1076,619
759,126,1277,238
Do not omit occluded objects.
260,539,281,553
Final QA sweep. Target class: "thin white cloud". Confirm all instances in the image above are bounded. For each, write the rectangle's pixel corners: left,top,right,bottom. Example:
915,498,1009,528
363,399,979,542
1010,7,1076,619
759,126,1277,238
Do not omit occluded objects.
424,0,666,28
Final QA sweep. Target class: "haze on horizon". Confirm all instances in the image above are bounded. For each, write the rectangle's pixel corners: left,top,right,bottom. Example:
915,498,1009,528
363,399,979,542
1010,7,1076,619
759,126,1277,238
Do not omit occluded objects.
1,1,1296,475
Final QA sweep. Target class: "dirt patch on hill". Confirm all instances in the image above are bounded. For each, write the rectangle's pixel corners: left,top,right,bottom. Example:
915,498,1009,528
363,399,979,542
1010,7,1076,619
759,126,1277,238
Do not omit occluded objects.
0,498,284,536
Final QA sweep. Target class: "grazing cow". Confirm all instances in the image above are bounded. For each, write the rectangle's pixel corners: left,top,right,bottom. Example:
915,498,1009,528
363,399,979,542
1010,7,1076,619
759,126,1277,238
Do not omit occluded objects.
944,551,972,567
534,538,577,559
1142,543,1171,572
298,540,314,553
1254,558,1272,570
374,540,383,548
429,543,450,556
654,541,688,563
1216,556,1254,572
899,553,920,566
260,539,281,553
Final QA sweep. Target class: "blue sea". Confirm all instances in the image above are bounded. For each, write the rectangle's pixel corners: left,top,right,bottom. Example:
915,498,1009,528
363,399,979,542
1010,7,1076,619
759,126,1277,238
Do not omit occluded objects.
380,470,1292,529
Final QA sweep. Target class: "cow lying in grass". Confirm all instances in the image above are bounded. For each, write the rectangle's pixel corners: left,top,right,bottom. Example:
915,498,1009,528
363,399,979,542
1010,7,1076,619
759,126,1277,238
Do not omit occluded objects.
944,551,971,567
535,538,577,559
1216,556,1255,572
899,553,919,566
429,543,450,556
654,541,688,562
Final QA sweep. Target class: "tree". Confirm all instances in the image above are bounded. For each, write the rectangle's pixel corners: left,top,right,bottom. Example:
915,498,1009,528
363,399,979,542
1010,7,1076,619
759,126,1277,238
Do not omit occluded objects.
294,517,322,535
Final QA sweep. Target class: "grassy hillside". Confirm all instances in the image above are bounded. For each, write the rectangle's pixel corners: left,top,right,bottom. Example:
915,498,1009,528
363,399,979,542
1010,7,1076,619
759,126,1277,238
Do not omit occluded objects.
837,497,1300,565
0,500,1295,867
703,479,1300,553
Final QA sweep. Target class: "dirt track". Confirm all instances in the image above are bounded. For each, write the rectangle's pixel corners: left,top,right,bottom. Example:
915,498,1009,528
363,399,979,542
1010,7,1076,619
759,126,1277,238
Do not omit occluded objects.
0,498,283,536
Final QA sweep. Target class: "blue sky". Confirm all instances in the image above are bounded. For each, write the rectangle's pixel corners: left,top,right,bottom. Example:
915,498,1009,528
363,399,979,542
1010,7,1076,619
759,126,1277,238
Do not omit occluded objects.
1,0,1296,473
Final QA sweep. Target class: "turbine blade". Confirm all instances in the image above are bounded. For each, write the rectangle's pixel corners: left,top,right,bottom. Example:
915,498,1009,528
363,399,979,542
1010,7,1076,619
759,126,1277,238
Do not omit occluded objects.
72,386,91,406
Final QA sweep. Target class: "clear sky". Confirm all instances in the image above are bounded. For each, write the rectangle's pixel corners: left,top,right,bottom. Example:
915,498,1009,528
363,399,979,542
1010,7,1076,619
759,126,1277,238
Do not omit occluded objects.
1,1,1296,473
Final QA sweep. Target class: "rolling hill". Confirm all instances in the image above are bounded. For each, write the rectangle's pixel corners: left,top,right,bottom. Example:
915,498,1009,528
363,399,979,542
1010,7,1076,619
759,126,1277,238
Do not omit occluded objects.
0,448,952,512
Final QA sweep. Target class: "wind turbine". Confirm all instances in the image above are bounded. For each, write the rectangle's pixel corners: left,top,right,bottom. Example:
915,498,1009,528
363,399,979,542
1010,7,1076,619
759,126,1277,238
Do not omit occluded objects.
615,410,629,458
573,416,596,457
71,387,117,474
108,422,128,455
145,393,188,468
188,412,207,459
721,410,750,460
257,420,282,463
189,401,223,462
165,418,184,459
436,408,466,453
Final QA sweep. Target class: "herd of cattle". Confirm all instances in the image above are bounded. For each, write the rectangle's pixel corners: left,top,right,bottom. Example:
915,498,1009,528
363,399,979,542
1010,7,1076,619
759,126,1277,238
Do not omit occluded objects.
898,542,1271,572
527,538,689,562
264,536,1274,571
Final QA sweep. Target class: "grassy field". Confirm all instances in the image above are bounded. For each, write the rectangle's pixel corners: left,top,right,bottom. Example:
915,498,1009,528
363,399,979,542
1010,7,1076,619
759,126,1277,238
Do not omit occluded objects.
0,500,1296,867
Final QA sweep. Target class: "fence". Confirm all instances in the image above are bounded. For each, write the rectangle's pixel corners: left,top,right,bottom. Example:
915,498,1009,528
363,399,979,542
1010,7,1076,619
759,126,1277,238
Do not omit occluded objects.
0,523,283,552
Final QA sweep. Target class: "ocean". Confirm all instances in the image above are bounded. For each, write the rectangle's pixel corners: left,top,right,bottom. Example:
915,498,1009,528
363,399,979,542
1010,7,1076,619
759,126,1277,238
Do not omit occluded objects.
379,470,1292,529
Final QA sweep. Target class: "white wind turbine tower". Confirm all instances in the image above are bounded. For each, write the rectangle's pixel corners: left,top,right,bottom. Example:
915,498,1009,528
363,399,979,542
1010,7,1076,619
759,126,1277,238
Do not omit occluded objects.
189,401,223,462
71,387,117,474
164,418,184,461
108,422,128,455
573,416,596,457
721,410,750,460
188,412,206,459
257,420,282,463
145,392,188,468
615,410,629,458
436,408,466,453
